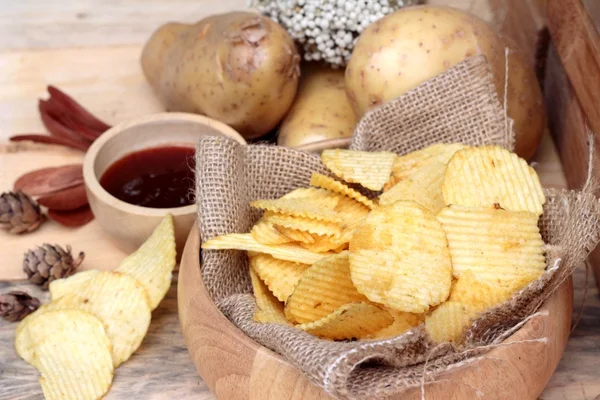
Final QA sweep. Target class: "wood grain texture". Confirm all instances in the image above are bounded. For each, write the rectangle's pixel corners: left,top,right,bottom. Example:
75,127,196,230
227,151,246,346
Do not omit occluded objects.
179,225,572,400
546,0,600,134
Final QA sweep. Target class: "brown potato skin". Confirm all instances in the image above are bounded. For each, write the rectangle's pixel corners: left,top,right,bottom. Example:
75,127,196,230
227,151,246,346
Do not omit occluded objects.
345,6,545,160
278,63,358,147
141,12,300,139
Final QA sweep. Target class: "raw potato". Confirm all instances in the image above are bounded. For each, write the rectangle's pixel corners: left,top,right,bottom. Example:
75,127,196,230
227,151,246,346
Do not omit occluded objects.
141,12,300,139
345,5,545,160
278,63,358,147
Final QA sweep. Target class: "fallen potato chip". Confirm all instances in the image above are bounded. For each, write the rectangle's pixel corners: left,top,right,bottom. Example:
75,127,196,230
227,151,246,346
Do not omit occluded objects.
251,198,341,222
297,302,393,340
448,270,514,312
349,201,452,313
116,214,176,310
250,268,289,324
49,270,100,301
274,225,316,244
251,218,292,245
249,253,309,302
321,149,397,191
310,173,376,209
379,159,446,213
442,146,546,215
437,205,546,285
281,187,340,208
334,194,371,230
368,310,424,339
266,213,342,237
16,309,113,400
202,233,333,264
15,304,57,365
50,271,151,367
285,252,368,324
425,301,479,343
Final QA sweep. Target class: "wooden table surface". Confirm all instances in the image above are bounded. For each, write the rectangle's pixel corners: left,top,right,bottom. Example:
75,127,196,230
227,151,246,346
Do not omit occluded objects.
0,1,599,399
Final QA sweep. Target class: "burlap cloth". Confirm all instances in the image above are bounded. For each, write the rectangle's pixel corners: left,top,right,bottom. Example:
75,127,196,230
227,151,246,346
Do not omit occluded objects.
195,56,600,399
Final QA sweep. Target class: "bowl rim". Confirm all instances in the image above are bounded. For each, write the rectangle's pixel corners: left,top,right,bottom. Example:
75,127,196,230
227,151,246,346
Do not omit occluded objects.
83,112,246,218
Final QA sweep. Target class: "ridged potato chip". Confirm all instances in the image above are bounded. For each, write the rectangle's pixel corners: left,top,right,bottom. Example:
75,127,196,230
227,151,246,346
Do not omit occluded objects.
249,253,309,302
437,205,545,285
425,301,479,343
368,310,424,339
379,160,446,213
15,305,53,365
297,302,393,340
349,201,452,313
281,187,340,209
16,309,113,400
250,268,288,324
275,226,316,244
49,270,99,301
251,198,340,222
202,233,333,264
448,270,514,312
251,218,292,245
267,213,342,237
116,214,176,310
442,146,546,215
300,234,348,253
285,252,368,324
321,149,397,191
51,271,151,367
310,173,376,209
334,194,371,230
385,143,466,191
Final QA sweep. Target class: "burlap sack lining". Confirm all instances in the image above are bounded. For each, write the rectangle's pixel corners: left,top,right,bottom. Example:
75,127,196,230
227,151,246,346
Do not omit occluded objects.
195,56,600,399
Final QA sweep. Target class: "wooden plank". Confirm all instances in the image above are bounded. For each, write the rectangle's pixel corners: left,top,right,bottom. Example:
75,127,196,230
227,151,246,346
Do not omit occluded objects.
0,0,247,50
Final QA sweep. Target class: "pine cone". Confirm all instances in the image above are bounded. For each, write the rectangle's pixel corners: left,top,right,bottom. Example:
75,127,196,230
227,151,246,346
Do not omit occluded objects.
0,191,45,234
23,244,85,289
0,291,41,322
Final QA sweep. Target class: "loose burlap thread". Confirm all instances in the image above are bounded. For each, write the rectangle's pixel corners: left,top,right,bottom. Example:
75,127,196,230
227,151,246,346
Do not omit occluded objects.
195,56,600,399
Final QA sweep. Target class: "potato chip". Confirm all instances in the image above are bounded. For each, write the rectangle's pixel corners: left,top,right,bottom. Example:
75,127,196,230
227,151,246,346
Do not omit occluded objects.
437,205,546,285
251,198,341,222
448,270,514,312
115,215,176,310
379,160,446,213
368,310,424,339
49,270,99,301
349,201,452,313
274,226,316,244
251,218,292,245
300,234,348,253
282,187,339,208
249,253,309,302
442,146,546,215
321,149,397,191
334,194,370,230
310,173,376,209
425,301,479,343
250,268,288,324
15,304,59,365
285,252,368,324
50,271,151,367
266,213,342,237
16,309,113,400
202,233,332,264
297,302,393,340
385,143,466,191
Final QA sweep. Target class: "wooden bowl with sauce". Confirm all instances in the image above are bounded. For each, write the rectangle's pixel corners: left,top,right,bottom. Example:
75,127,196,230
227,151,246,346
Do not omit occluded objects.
83,112,246,254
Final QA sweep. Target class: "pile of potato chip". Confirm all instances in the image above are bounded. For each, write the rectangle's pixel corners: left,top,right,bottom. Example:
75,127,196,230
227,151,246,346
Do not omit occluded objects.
15,215,177,400
202,143,547,343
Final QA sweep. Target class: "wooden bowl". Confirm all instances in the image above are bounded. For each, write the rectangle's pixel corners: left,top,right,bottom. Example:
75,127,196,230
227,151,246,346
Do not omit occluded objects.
178,226,573,400
83,112,245,254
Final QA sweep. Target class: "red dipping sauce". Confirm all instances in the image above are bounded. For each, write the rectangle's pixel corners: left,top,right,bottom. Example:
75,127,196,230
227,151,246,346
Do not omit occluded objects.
100,146,195,209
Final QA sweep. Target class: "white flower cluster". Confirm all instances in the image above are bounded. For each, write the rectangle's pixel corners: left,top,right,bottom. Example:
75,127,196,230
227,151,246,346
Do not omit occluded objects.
251,0,420,67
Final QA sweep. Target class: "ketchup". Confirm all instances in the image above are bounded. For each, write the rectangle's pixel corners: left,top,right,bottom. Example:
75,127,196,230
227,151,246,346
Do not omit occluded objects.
100,146,195,209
